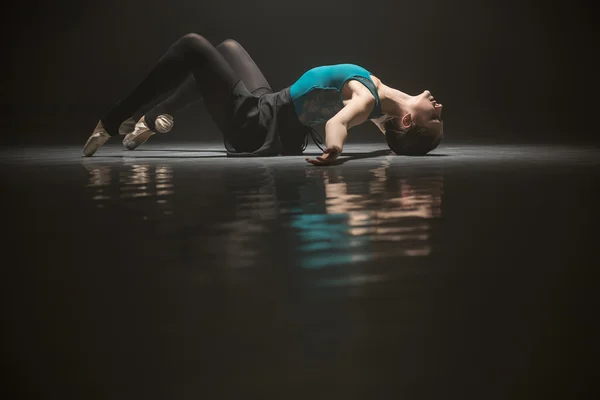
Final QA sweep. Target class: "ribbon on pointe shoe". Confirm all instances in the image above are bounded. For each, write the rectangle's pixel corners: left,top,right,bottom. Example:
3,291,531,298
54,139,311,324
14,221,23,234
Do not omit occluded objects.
154,114,174,133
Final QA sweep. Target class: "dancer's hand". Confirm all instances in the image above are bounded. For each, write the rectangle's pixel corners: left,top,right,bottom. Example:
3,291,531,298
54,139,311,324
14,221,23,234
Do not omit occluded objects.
305,145,341,166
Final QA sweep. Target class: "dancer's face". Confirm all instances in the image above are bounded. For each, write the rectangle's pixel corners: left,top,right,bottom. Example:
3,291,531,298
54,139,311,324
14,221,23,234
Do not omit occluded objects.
410,90,443,129
372,90,444,137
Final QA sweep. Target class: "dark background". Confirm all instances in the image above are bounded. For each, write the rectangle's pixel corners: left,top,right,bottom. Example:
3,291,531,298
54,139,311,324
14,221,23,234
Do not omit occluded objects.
1,0,596,146
1,2,598,398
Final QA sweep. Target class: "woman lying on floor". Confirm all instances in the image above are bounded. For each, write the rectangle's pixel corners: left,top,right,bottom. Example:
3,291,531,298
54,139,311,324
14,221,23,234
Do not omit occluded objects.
83,33,444,165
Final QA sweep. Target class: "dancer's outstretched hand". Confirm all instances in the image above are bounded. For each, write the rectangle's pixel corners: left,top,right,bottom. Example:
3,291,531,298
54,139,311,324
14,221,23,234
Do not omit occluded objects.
305,145,341,166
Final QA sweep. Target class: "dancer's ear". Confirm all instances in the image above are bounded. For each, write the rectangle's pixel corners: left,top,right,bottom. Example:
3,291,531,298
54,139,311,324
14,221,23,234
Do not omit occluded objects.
401,113,413,129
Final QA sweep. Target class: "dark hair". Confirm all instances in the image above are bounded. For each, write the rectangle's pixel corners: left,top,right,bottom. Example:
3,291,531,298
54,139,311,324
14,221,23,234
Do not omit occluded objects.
385,124,443,156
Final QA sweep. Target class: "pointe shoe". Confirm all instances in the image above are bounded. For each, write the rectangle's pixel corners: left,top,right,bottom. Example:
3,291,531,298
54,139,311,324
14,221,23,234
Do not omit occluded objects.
82,118,136,157
122,114,173,150
82,120,111,157
118,117,136,135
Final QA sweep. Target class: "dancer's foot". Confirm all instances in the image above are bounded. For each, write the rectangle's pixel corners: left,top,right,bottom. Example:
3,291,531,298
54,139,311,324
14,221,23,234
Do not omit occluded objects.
82,118,136,157
82,120,111,157
118,118,136,135
122,114,173,150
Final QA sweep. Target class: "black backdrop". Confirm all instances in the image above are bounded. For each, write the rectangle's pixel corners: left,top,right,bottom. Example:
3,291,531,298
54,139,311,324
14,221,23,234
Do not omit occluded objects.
2,0,596,145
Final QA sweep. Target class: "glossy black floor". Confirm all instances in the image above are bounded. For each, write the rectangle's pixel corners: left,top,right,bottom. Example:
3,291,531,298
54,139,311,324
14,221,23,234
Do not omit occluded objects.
2,142,599,399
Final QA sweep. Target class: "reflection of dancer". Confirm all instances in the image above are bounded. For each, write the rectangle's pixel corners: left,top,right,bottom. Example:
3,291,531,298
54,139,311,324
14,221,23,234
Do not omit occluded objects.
82,162,175,202
83,33,444,164
313,164,444,258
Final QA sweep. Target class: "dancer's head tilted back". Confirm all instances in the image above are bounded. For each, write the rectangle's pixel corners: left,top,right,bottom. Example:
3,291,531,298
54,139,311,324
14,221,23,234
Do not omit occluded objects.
372,87,444,156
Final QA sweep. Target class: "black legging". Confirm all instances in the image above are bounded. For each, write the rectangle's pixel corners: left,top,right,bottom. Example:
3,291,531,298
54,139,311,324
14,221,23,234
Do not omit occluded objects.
101,33,272,136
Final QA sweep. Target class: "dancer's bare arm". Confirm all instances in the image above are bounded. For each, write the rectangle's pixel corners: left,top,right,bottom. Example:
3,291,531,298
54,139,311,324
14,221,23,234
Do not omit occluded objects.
305,84,375,165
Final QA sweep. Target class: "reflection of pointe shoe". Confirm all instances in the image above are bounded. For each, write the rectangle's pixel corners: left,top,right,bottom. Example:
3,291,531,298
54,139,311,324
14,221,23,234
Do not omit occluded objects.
122,114,173,150
83,120,110,157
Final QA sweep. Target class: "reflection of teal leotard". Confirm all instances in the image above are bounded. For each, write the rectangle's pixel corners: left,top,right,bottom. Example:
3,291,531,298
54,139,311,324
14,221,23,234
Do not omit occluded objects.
289,64,384,126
